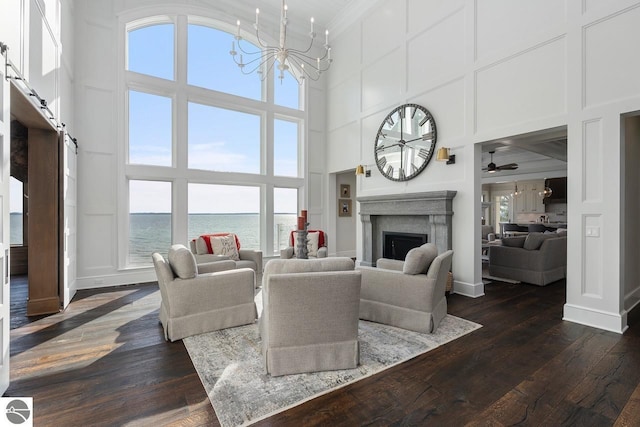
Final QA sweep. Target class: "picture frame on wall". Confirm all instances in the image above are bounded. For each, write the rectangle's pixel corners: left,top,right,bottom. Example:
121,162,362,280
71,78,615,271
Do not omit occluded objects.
338,199,352,217
340,184,351,198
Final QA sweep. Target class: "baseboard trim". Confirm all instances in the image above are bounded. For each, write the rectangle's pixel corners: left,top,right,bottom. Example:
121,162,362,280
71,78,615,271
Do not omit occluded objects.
563,303,628,334
453,280,485,298
77,269,157,290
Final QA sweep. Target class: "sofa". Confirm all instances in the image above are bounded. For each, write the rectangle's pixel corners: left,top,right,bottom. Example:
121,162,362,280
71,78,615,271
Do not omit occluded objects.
358,243,453,333
259,257,361,376
189,233,263,287
152,244,257,341
481,225,496,244
489,232,567,286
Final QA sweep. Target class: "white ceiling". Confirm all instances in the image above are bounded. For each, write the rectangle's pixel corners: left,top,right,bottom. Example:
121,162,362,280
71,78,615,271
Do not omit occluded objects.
480,127,568,180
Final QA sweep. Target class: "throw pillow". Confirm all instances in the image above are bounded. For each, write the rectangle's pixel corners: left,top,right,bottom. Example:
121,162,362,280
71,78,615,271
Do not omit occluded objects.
523,232,554,250
501,236,526,248
195,237,209,255
403,244,438,275
168,244,198,279
307,231,320,257
211,234,240,261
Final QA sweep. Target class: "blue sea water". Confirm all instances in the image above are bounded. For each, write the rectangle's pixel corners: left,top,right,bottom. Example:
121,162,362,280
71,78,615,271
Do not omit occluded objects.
130,213,297,264
10,212,297,265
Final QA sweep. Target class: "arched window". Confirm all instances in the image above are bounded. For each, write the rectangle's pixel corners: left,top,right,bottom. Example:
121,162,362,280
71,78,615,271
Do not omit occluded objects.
122,15,303,267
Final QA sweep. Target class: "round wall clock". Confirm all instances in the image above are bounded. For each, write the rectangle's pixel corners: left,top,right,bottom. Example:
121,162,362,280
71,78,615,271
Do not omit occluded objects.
374,103,437,181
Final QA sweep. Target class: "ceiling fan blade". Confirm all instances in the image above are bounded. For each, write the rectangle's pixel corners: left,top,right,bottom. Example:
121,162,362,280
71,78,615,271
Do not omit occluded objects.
496,163,519,170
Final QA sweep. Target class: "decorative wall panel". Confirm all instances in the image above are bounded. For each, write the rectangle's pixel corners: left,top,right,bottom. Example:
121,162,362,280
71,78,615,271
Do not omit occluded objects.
362,0,404,66
362,49,403,112
582,119,603,203
407,8,466,94
476,0,567,60
407,0,465,35
584,4,640,107
475,37,566,133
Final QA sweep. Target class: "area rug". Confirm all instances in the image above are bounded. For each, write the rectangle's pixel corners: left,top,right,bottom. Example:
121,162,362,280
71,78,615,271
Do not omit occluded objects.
183,294,481,427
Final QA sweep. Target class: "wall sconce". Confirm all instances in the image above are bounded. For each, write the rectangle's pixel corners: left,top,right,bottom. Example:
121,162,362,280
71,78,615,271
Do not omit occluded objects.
436,147,456,165
355,165,371,177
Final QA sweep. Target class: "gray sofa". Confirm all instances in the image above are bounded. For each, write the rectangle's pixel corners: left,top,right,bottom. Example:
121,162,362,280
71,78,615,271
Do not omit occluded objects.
259,257,361,376
489,233,567,286
152,245,257,341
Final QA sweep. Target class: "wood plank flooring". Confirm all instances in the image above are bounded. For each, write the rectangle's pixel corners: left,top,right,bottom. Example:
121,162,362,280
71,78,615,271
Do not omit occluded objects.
5,276,640,426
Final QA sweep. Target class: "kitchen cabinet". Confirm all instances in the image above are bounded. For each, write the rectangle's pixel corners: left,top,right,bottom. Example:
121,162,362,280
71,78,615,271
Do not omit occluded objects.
514,180,545,213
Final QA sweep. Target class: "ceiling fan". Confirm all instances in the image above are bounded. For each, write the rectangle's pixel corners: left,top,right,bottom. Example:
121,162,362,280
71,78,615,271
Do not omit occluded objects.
483,150,518,173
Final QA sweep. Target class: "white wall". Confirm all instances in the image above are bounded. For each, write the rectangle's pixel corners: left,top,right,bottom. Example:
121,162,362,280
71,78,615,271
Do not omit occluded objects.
325,0,640,332
73,0,327,288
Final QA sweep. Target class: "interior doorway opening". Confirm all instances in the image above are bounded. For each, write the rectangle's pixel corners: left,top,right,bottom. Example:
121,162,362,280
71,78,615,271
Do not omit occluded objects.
622,112,640,316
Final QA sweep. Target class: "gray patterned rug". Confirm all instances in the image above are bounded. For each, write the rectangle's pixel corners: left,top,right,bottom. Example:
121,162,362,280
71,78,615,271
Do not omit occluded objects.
183,294,481,427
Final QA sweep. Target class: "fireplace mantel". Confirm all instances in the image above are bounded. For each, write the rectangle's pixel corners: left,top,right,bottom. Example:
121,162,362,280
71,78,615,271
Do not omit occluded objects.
357,191,457,266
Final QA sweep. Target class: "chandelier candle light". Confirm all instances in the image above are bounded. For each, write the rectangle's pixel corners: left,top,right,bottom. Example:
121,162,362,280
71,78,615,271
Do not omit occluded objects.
230,0,332,84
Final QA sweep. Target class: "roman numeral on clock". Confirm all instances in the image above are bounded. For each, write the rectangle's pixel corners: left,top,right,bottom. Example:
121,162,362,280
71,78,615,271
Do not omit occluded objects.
377,156,387,169
386,164,394,176
418,148,430,159
399,167,406,180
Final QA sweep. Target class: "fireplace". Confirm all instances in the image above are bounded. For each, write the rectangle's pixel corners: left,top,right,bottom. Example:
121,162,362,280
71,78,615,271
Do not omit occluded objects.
357,191,456,267
383,232,428,260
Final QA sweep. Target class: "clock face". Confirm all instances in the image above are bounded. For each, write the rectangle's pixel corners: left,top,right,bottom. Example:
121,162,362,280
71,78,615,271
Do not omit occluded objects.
374,104,437,181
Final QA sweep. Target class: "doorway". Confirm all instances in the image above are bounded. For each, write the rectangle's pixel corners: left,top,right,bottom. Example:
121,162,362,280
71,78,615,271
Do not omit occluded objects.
622,113,640,314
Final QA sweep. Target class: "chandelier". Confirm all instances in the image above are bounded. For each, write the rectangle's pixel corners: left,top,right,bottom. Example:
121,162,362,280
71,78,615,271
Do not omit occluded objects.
229,1,332,84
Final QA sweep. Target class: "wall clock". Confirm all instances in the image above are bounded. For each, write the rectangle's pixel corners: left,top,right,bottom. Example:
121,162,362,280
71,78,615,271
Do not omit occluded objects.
374,103,437,181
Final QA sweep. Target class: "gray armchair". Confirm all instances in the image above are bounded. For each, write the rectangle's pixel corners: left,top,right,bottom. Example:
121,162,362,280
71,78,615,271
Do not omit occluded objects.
260,257,361,376
152,244,257,342
358,243,454,334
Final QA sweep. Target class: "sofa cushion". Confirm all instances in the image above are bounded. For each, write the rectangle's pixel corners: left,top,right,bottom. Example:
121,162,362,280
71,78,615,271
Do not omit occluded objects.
556,228,567,236
403,244,438,275
211,234,241,261
502,236,526,248
523,232,555,250
168,244,198,279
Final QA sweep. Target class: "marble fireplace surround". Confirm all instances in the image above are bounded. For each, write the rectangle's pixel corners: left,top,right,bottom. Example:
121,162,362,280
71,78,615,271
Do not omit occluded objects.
357,191,457,267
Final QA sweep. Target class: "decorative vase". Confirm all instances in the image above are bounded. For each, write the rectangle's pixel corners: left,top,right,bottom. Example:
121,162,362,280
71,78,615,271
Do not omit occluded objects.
295,230,309,259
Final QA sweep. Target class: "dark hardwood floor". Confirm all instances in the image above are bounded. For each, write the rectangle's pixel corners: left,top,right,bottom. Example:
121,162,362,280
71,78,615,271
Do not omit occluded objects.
5,276,640,426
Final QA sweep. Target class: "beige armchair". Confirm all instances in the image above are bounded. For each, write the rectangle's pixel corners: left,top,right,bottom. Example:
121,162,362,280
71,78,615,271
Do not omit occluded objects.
189,233,263,287
358,243,454,334
152,244,257,342
260,257,361,376
280,230,328,259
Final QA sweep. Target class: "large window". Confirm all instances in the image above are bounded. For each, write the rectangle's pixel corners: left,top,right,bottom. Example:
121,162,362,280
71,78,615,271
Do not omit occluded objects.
188,184,260,249
123,15,304,267
188,103,260,173
129,180,172,265
274,188,298,252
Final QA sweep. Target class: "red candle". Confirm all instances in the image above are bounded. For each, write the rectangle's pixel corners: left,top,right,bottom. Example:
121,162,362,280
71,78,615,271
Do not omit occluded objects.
301,209,308,224
297,216,305,230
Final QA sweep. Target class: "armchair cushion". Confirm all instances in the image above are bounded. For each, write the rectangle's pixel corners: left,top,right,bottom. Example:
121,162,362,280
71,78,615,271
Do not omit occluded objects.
168,244,198,279
403,243,438,275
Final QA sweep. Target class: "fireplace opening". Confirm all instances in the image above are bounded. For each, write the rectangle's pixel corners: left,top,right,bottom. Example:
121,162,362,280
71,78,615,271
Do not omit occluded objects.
382,232,428,261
